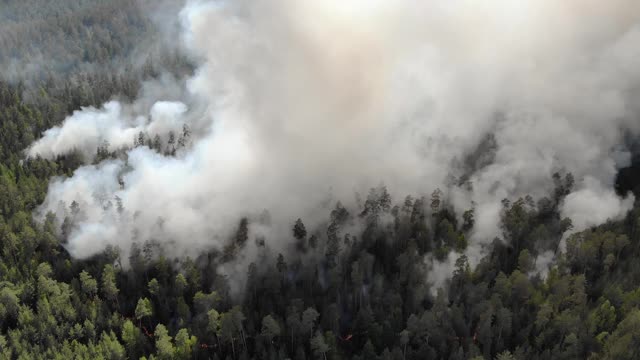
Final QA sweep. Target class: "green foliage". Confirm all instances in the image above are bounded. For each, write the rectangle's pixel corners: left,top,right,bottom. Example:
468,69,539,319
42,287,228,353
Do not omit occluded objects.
135,298,153,322
0,10,638,357
604,310,640,360
121,320,142,355
174,328,197,359
154,324,174,360
101,264,119,302
79,270,97,298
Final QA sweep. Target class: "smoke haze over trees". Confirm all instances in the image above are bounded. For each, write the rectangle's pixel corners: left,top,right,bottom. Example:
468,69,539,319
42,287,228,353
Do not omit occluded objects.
1,0,640,359
26,0,640,264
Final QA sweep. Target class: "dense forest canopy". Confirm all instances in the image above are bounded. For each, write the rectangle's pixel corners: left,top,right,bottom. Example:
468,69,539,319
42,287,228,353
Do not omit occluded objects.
1,0,640,359
0,0,147,79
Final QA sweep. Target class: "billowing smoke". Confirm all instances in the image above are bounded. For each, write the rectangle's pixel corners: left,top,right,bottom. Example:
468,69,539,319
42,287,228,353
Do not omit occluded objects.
28,0,640,274
28,101,187,160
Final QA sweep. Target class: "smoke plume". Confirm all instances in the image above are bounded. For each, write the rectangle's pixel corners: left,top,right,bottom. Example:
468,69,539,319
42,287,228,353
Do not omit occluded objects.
29,0,640,273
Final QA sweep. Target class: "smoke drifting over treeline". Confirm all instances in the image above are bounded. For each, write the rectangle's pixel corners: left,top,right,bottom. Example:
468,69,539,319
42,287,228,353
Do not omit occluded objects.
28,0,640,276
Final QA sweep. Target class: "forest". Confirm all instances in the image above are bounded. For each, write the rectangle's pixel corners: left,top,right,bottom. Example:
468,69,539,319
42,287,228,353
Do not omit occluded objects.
2,1,640,359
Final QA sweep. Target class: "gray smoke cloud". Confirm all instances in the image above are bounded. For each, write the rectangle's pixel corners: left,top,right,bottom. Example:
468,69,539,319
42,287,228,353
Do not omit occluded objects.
28,0,640,278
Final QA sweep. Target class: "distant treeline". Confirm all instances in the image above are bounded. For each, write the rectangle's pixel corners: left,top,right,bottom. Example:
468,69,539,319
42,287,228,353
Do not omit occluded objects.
0,0,191,83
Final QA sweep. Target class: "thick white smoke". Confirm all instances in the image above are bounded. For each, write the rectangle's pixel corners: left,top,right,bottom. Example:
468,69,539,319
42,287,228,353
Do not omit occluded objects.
29,0,640,270
28,101,187,160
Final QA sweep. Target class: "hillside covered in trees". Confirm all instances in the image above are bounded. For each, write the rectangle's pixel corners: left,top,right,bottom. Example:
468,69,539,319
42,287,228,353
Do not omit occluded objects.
0,0,189,82
2,1,640,359
2,78,640,359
